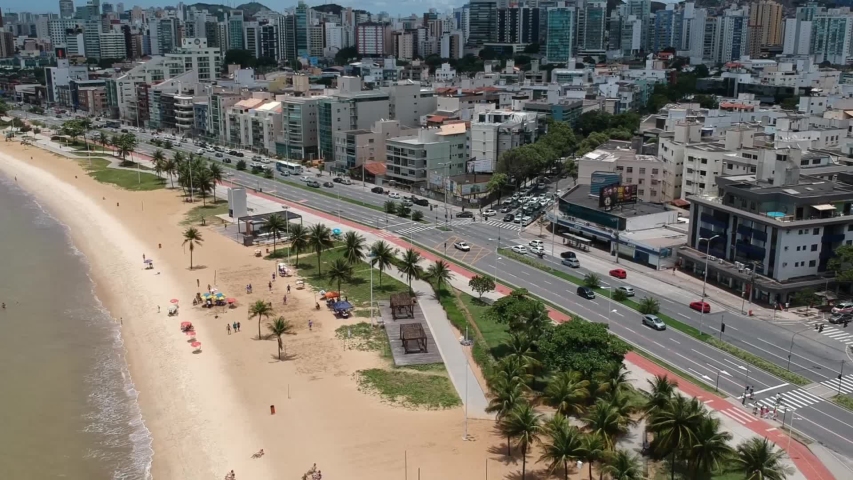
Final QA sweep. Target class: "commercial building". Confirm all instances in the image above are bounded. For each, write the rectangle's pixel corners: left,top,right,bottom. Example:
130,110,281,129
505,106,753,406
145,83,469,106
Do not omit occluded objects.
277,96,320,160
165,37,220,82
749,0,784,58
578,148,667,203
356,22,385,56
470,107,544,172
468,0,496,46
545,4,576,64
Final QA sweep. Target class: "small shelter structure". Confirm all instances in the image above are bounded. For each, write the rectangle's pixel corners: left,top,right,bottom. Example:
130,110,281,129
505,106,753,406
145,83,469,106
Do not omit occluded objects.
400,323,427,353
390,293,414,319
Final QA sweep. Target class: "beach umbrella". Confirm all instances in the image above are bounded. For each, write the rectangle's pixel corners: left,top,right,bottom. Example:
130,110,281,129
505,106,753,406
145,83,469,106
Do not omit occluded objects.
144,259,153,264
332,228,342,235
191,341,202,348
226,298,237,304
214,292,226,300
180,321,192,327
185,330,196,336
170,299,179,304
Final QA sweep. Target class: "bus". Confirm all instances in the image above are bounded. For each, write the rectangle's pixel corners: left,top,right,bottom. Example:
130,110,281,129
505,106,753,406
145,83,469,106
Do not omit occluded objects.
276,160,303,175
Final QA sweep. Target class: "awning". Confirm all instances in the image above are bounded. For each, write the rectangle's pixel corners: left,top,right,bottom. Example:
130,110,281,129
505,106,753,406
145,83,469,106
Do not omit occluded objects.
812,204,836,211
670,199,690,207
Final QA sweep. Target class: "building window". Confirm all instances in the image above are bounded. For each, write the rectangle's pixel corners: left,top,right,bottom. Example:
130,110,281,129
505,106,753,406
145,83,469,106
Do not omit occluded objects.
652,168,659,174
639,179,645,185
639,168,646,174
627,167,633,173
784,246,788,251
796,246,801,251
800,160,809,166
638,189,644,195
813,228,820,235
727,163,733,170
812,244,818,251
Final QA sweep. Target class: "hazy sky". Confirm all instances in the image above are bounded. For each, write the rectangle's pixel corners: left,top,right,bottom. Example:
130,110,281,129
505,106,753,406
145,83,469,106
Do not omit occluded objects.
13,0,464,16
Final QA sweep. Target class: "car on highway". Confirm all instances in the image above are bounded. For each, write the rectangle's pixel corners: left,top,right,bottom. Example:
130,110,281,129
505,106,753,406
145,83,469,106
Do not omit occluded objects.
831,302,853,314
228,150,239,156
482,209,497,217
511,245,528,254
503,213,515,222
609,269,627,279
560,251,577,259
401,199,413,207
322,181,334,188
307,180,321,188
333,177,343,183
529,240,544,249
521,215,532,224
340,178,352,185
454,241,471,251
617,286,635,297
577,286,596,299
412,197,429,206
371,186,384,194
513,216,523,224
562,258,580,268
689,301,711,313
300,176,311,182
642,314,667,331
388,192,401,199
222,158,231,164
530,246,545,256
457,211,474,218
215,152,224,158
829,313,853,324
500,206,513,213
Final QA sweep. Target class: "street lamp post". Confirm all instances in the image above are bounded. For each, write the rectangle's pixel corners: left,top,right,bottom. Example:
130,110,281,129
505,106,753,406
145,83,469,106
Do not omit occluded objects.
787,326,813,371
489,236,501,281
698,234,721,298
601,285,617,325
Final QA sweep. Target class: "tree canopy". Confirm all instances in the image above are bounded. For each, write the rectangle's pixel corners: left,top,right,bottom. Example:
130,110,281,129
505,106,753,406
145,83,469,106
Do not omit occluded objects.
538,320,630,376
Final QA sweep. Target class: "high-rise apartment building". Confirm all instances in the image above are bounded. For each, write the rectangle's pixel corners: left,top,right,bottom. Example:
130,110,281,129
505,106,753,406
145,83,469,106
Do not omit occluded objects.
259,24,278,60
59,0,75,19
749,0,783,57
228,10,244,50
356,22,384,56
578,1,607,53
468,0,496,46
546,4,576,64
811,9,853,65
295,1,309,57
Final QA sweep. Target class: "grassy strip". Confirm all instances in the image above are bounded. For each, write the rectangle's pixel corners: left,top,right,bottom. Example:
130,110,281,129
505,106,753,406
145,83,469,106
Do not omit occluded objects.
355,368,461,409
434,288,495,372
497,248,812,386
335,322,390,357
181,199,229,225
79,157,165,191
831,394,853,412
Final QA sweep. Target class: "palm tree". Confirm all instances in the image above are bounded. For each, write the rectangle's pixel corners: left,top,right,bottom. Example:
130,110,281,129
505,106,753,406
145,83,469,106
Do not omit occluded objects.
500,402,542,479
208,162,223,201
539,415,585,480
195,166,213,206
486,376,525,456
267,316,294,360
308,223,335,275
343,231,366,265
584,399,629,450
638,296,660,315
162,158,176,188
581,432,607,480
647,394,706,480
289,223,310,265
369,240,395,287
601,450,643,480
384,200,397,214
182,227,203,269
732,437,791,480
644,374,678,418
690,415,733,478
398,248,423,292
596,364,632,399
545,370,589,418
505,332,541,375
583,272,601,288
98,132,109,152
263,213,288,254
326,258,353,293
492,355,535,389
249,300,274,340
426,260,454,293
151,149,165,177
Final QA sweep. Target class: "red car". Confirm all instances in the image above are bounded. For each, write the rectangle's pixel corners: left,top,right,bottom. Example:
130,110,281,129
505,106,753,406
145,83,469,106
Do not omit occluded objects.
689,301,711,313
609,269,627,279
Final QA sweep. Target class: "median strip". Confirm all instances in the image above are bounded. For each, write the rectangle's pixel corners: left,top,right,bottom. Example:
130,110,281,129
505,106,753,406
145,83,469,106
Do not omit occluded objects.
496,248,812,387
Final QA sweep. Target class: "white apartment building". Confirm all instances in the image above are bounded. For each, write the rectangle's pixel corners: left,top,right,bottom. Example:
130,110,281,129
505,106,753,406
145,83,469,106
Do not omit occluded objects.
225,96,282,153
385,123,470,187
470,106,543,172
165,38,221,82
578,149,667,203
435,63,457,82
99,31,127,59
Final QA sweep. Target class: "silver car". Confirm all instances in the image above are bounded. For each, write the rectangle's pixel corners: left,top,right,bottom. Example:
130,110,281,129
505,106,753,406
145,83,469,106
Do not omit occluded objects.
642,314,666,331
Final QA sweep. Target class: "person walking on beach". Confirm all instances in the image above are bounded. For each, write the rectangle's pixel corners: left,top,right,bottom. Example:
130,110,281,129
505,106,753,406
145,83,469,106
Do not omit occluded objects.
233,321,237,333
227,323,232,335
157,305,160,313
283,295,287,305
287,284,291,294
268,281,272,292
197,279,200,288
309,319,313,331
237,321,241,332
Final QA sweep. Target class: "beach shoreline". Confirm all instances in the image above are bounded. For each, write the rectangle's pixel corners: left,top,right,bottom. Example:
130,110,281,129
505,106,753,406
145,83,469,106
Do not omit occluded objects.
0,142,525,480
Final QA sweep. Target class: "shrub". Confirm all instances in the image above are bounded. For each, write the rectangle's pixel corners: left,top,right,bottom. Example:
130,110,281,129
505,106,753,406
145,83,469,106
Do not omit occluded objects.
583,272,601,288
411,210,424,221
236,159,247,171
612,289,628,301
638,296,660,315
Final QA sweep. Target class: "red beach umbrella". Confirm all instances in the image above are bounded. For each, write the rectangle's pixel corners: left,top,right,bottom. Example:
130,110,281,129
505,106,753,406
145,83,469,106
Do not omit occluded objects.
170,299,179,304
180,321,192,328
226,298,237,304
185,330,196,336
191,341,202,348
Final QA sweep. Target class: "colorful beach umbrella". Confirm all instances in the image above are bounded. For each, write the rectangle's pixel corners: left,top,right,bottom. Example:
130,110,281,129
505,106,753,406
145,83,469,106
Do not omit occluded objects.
191,341,201,348
170,299,179,303
180,321,192,327
214,292,226,300
144,259,153,264
185,330,196,336
226,298,237,304
332,228,342,235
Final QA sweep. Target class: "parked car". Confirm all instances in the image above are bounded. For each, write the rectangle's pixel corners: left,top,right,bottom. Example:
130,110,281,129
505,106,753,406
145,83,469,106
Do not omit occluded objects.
609,269,627,279
529,240,544,248
617,286,635,297
560,251,577,259
333,177,343,183
322,181,334,188
228,150,239,156
521,215,532,224
689,301,711,313
215,152,224,158
457,211,474,218
482,209,497,217
371,186,384,194
388,192,401,199
503,214,515,222
500,206,513,213
307,180,321,188
642,314,667,331
530,246,545,255
511,245,528,254
412,197,429,206
562,258,580,268
454,241,471,252
513,216,523,224
300,176,311,182
234,152,245,157
831,302,853,314
577,286,596,299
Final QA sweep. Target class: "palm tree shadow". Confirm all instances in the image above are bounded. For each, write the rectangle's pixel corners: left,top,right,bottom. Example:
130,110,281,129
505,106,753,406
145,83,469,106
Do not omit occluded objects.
268,352,297,363
504,467,549,480
486,445,518,466
188,265,209,271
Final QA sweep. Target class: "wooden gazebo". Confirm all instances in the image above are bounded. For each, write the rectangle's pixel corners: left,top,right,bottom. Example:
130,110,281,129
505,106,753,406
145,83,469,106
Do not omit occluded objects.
400,323,428,353
390,293,414,319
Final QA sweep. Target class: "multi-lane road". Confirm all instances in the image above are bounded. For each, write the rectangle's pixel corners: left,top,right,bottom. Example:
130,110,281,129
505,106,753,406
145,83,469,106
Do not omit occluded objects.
19,112,853,458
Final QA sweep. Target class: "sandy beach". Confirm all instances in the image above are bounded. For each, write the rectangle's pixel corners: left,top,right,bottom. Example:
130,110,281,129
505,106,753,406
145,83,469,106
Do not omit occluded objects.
0,142,543,479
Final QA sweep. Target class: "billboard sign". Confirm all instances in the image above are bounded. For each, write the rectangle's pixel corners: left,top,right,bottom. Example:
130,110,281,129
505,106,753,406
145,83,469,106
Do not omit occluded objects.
599,183,637,211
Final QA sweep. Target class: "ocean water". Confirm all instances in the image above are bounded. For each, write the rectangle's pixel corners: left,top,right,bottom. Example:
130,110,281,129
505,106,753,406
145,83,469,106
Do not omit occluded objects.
0,174,153,479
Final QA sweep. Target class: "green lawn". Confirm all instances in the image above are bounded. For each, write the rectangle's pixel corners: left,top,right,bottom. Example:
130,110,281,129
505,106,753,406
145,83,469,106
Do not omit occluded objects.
356,368,461,409
457,292,510,351
79,158,165,191
294,247,409,307
182,199,229,225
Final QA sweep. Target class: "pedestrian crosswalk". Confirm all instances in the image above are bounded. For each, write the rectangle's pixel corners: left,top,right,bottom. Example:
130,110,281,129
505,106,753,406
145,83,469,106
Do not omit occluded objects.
719,407,758,425
483,220,522,231
806,320,853,346
744,388,824,413
395,219,473,235
821,374,853,395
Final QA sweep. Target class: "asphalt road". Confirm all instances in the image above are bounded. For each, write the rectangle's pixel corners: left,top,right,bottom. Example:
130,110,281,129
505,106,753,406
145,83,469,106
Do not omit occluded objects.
21,112,853,457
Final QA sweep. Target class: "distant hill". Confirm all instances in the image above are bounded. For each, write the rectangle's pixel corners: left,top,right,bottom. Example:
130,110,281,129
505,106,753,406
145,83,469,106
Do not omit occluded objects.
189,2,272,18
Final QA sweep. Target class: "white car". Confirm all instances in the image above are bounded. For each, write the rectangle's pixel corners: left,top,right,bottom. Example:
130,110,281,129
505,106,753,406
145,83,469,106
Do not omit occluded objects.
300,176,311,182
530,246,545,255
196,148,205,154
454,241,471,251
511,245,528,254
529,240,544,248
522,216,533,224
483,209,497,217
513,216,523,224
388,192,401,199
